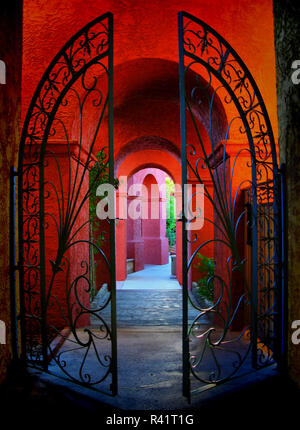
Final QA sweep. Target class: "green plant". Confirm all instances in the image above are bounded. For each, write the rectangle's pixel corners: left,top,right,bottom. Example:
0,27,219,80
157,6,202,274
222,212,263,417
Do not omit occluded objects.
89,149,118,300
89,149,119,243
194,253,215,302
89,150,109,217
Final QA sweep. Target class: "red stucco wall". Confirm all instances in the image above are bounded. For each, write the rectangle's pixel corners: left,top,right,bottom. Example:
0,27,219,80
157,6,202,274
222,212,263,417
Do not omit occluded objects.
20,0,279,330
22,0,278,136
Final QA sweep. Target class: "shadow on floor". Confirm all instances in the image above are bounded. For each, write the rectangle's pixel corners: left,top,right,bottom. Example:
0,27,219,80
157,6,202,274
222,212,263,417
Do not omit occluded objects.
1,359,299,426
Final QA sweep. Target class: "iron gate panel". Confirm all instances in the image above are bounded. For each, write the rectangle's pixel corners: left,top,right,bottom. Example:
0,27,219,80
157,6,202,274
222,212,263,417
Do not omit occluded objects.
18,13,117,395
14,10,283,403
178,11,281,400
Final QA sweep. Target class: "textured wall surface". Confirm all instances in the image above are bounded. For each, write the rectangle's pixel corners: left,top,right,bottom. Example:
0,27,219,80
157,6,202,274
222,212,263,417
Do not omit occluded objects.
0,1,22,383
22,0,278,136
274,0,300,386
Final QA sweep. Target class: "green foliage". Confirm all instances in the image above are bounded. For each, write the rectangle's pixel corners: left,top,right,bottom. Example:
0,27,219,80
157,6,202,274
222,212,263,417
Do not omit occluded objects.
165,177,176,249
89,150,110,254
89,150,118,253
89,149,119,219
89,150,109,217
194,253,215,302
88,150,118,300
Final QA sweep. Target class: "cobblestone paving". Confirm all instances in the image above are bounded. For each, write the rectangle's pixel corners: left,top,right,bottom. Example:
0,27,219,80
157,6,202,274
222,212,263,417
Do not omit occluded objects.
90,289,209,327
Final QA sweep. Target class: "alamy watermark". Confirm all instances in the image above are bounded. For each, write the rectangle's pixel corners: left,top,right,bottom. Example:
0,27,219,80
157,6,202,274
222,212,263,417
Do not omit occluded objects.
0,60,6,85
95,176,205,230
0,320,5,344
291,60,300,85
291,320,300,345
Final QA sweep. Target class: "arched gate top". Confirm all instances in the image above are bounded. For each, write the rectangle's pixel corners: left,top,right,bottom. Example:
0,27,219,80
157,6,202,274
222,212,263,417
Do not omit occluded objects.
179,10,278,173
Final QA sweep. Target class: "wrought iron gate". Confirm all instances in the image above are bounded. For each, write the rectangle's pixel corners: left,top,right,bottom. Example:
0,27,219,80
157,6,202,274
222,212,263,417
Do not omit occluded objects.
13,10,284,402
178,12,282,400
17,13,117,395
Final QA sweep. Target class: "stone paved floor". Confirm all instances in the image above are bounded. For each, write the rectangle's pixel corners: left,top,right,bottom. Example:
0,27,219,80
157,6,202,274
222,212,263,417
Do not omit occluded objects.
91,289,208,327
45,327,272,410
43,263,271,411
90,261,209,327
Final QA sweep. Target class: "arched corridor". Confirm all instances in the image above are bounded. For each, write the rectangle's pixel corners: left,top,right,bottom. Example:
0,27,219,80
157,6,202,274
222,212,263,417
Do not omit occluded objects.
4,0,288,409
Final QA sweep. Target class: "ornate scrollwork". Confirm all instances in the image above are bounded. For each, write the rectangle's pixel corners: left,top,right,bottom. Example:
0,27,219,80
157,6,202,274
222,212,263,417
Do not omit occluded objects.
19,13,115,393
182,13,277,165
180,12,280,392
